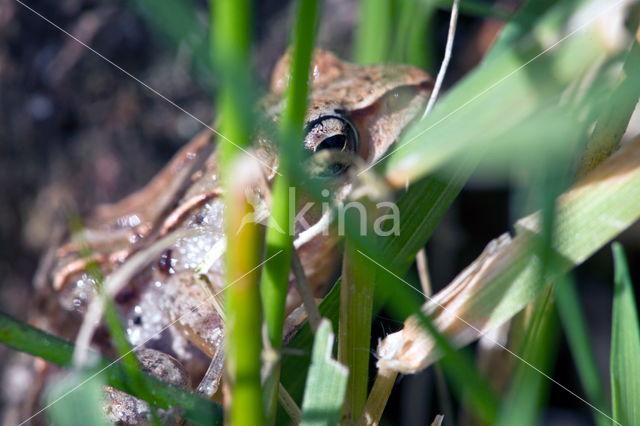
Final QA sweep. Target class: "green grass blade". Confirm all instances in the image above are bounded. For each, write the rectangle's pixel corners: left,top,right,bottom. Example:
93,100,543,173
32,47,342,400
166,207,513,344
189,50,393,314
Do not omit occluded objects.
579,33,640,176
354,0,391,63
261,0,320,422
221,167,265,426
280,161,477,420
483,0,557,61
381,157,476,271
261,178,295,353
126,0,211,79
279,0,320,137
610,242,640,425
384,0,624,185
102,297,161,424
0,313,222,425
555,276,609,426
261,0,320,350
211,0,264,424
279,282,341,408
300,319,349,425
47,371,109,426
338,243,375,421
391,0,436,69
495,289,559,426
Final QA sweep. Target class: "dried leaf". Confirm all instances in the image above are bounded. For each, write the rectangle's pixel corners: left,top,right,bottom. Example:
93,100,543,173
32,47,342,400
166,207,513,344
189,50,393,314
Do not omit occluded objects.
377,136,640,373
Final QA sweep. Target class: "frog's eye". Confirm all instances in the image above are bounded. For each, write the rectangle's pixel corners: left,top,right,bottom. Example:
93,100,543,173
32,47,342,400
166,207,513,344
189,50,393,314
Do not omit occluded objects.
304,116,358,177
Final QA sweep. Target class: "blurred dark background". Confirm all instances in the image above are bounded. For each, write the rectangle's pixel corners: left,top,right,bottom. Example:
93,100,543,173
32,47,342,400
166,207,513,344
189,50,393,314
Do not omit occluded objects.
1,0,639,424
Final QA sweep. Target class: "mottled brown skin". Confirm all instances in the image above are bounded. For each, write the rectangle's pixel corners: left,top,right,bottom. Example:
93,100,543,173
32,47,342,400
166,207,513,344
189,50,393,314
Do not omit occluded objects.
16,49,432,421
103,349,189,425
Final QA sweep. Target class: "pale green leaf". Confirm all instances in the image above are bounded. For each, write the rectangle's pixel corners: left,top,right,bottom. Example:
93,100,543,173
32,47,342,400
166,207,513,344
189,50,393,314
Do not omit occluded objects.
46,371,109,426
301,319,349,426
384,0,628,185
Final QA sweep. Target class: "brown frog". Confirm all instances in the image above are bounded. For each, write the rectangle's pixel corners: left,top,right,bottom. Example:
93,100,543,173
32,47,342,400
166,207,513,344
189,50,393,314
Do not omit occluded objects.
16,49,431,422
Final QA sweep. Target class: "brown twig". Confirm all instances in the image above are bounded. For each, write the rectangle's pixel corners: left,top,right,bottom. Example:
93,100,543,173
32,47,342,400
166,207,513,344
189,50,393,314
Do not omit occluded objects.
291,251,322,333
416,248,433,297
159,189,223,235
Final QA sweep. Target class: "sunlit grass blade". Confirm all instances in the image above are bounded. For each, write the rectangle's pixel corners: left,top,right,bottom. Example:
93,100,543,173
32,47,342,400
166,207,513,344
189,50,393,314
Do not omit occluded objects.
495,289,559,426
0,313,222,425
221,161,266,425
211,0,264,424
610,242,640,425
300,319,349,425
385,0,628,186
555,276,608,426
579,31,640,176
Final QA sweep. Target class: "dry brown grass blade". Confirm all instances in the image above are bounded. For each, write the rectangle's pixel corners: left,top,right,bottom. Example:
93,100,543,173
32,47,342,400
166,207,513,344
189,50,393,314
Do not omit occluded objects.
431,414,445,426
376,135,640,374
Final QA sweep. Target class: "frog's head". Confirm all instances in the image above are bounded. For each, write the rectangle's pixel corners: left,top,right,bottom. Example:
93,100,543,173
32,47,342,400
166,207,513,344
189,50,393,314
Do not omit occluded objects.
268,49,433,179
258,50,433,294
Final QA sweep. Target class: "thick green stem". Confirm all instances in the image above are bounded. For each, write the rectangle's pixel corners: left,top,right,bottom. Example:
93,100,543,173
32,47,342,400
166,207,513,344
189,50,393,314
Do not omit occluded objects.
211,1,264,424
339,242,375,421
224,194,265,426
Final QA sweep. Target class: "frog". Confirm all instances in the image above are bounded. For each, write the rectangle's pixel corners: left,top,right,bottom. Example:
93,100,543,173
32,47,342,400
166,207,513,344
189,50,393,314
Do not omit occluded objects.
13,49,432,423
